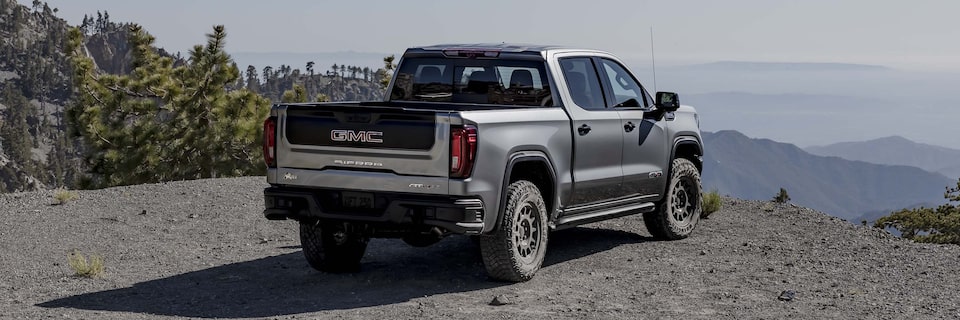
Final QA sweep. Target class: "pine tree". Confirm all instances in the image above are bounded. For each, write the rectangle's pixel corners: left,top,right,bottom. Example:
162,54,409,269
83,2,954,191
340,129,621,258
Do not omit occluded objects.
0,86,33,168
875,179,960,244
377,55,396,89
772,187,790,203
65,25,270,188
245,65,259,91
281,84,308,103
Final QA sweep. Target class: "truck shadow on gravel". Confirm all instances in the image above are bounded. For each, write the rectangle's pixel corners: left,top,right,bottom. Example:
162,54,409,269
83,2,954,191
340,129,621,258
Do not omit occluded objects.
38,227,647,318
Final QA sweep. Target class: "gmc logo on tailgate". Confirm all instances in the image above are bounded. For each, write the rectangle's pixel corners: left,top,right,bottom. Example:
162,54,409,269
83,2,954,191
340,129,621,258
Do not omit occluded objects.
330,130,383,143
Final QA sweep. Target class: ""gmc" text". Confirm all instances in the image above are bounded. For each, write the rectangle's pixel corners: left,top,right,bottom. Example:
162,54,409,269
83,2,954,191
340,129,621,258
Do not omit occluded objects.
330,130,383,143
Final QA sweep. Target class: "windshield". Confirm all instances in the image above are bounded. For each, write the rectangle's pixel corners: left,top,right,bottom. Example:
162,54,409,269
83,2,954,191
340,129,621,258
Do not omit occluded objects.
389,57,553,106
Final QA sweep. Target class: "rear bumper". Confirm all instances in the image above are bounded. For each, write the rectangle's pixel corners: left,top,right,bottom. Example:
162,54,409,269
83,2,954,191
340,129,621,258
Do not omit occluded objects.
263,186,485,235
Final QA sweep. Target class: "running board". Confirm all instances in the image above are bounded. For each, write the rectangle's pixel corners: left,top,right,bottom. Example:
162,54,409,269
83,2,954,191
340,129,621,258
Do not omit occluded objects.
552,202,656,230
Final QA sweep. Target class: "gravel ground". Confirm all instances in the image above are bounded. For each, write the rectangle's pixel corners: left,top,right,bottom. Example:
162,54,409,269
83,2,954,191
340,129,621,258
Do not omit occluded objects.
1,176,959,319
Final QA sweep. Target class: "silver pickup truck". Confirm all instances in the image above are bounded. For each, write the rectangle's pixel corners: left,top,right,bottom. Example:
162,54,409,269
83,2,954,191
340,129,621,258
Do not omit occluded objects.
262,44,704,282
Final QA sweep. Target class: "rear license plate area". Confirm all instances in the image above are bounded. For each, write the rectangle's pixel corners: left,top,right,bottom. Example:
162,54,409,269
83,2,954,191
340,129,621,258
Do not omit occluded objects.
341,191,375,209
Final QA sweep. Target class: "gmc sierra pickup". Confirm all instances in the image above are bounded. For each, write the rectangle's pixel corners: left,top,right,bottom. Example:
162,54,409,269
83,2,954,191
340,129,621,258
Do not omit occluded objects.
262,44,704,282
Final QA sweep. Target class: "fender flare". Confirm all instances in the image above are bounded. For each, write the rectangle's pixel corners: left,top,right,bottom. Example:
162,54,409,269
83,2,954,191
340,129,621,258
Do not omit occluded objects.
489,151,559,233
671,136,704,167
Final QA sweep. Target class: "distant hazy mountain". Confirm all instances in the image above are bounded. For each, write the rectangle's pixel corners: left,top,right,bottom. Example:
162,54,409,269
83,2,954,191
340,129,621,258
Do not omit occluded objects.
684,92,900,148
628,59,960,151
939,165,960,180
805,136,960,180
701,130,953,221
678,61,890,72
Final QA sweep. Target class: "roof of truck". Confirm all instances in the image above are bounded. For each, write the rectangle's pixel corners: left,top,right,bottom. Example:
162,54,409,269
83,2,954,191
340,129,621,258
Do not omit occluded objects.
410,43,599,55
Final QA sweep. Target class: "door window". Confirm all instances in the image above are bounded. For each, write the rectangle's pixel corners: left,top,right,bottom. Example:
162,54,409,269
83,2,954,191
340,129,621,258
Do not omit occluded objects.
559,58,606,110
599,59,647,108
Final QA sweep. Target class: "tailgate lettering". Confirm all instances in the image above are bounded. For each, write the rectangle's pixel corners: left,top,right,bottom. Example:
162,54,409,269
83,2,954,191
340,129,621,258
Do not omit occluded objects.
334,159,384,168
331,130,383,143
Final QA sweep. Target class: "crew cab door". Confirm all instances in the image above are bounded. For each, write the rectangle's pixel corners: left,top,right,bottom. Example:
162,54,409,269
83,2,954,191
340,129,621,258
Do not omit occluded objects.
596,57,670,198
557,57,627,206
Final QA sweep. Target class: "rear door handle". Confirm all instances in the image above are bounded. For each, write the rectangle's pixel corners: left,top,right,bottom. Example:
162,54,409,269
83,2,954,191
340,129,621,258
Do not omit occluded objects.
578,124,592,136
624,121,636,132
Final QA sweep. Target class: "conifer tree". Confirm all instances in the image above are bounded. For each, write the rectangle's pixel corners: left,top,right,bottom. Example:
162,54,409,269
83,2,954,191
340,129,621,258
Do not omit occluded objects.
281,84,308,103
772,187,790,203
0,86,33,168
377,55,395,89
875,179,960,244
65,24,270,188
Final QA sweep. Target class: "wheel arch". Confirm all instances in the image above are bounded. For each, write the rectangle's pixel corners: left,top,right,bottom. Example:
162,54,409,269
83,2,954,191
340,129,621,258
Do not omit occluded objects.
672,136,703,173
489,151,558,233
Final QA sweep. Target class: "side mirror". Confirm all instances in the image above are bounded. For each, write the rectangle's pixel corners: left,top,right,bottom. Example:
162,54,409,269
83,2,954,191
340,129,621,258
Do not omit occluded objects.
656,91,680,112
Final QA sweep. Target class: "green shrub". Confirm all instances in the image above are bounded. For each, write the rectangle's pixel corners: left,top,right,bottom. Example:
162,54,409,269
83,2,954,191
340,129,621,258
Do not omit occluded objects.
772,187,791,203
68,251,104,278
702,189,722,218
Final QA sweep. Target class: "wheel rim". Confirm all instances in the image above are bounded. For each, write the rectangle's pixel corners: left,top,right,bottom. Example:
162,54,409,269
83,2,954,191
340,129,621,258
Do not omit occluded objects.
513,202,541,264
671,178,697,223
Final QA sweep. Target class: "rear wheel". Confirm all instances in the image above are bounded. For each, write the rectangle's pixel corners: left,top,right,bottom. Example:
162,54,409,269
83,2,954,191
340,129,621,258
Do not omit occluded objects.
299,221,368,273
480,180,549,282
644,158,703,240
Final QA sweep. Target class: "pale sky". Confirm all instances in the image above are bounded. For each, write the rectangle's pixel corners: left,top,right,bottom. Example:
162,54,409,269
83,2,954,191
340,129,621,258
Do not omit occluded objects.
23,0,960,71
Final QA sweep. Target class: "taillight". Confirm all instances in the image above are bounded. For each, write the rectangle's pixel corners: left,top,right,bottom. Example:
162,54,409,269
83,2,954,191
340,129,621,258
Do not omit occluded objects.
450,125,478,178
263,117,276,167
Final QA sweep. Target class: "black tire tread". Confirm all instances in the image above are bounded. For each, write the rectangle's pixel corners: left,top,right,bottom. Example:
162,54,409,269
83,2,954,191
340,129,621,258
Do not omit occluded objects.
299,222,368,273
644,158,703,240
480,180,549,282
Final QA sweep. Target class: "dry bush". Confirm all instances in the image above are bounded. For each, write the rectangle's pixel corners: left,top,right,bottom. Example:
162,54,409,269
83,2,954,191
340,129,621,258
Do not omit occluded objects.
52,187,78,205
68,251,104,278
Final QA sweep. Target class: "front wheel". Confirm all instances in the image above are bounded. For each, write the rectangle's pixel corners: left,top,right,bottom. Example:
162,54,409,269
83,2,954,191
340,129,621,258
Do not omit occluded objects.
644,158,703,240
480,180,549,282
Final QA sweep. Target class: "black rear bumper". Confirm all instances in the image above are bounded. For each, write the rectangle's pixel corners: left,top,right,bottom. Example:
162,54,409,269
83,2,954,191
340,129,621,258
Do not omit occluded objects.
263,186,485,235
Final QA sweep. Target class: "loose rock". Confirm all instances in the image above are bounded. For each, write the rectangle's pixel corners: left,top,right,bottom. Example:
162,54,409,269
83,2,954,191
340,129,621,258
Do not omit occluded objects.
489,294,512,306
778,290,796,302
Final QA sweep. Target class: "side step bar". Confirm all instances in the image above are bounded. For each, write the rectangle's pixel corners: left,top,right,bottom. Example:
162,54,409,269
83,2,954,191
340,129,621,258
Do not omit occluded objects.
552,201,656,231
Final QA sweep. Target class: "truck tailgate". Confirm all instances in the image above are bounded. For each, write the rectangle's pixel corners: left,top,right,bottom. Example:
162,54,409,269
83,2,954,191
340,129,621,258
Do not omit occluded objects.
272,103,454,193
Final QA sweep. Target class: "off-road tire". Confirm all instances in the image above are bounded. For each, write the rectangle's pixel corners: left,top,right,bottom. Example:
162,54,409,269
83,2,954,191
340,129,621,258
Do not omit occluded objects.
299,221,368,273
644,158,703,240
480,180,549,282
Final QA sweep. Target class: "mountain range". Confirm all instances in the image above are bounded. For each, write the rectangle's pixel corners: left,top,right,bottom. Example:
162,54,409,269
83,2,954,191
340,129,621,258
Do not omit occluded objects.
701,130,954,222
806,136,960,180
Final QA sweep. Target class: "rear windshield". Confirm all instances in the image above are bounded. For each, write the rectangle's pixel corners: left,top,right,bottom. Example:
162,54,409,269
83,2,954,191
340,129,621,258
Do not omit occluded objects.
389,57,553,106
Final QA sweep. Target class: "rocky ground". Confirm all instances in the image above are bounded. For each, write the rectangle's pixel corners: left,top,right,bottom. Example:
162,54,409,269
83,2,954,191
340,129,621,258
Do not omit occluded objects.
1,177,958,319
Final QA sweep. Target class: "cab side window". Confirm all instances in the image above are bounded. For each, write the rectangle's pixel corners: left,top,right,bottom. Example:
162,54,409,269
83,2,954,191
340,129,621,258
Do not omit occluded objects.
559,58,606,111
599,59,647,108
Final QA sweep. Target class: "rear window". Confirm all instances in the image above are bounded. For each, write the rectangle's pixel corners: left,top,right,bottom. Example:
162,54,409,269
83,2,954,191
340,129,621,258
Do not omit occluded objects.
389,57,553,106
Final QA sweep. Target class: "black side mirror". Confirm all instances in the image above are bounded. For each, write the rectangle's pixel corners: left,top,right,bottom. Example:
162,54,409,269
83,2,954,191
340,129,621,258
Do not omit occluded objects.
656,91,680,111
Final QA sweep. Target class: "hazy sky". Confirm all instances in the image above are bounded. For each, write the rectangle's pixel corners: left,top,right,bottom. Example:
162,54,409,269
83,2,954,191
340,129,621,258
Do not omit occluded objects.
24,0,960,71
